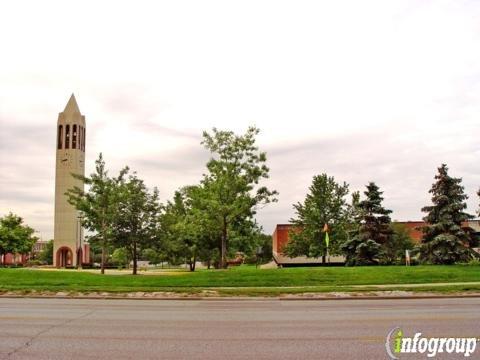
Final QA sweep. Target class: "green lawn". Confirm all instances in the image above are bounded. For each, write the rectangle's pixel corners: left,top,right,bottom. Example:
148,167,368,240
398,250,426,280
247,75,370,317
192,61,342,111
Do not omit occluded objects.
1,265,479,295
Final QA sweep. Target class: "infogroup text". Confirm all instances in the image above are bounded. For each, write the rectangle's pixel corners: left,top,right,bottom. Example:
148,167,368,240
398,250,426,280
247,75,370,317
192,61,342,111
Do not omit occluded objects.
386,327,478,359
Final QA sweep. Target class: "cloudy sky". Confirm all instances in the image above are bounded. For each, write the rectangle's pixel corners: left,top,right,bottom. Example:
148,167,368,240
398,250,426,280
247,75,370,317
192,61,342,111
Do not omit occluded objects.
1,0,479,240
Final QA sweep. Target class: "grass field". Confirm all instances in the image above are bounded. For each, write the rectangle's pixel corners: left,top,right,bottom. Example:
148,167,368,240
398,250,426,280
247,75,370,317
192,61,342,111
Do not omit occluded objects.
1,265,480,296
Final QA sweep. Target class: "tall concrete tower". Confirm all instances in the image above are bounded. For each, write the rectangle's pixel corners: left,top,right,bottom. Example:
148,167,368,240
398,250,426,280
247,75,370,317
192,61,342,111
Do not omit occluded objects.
53,94,87,267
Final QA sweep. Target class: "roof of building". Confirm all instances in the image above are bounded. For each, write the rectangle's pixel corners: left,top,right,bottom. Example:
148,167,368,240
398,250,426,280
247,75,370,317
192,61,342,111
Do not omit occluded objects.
63,93,80,114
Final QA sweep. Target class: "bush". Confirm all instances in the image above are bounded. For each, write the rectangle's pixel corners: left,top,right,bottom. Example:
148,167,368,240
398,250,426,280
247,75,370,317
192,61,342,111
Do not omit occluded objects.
243,255,258,265
466,259,480,266
26,260,43,267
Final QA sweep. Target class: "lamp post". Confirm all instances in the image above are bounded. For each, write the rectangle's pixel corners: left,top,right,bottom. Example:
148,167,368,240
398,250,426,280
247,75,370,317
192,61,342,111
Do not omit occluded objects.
77,214,84,269
256,246,263,269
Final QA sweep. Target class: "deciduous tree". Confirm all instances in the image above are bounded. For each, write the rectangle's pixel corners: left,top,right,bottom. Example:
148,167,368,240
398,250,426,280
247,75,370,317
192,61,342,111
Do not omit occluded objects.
38,239,54,265
0,213,37,265
112,173,161,275
199,127,278,268
284,174,350,261
67,153,127,274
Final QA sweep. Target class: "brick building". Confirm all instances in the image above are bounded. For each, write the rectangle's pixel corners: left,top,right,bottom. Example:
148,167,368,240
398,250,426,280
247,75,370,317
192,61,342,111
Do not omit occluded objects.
272,220,480,266
395,220,480,243
272,224,345,266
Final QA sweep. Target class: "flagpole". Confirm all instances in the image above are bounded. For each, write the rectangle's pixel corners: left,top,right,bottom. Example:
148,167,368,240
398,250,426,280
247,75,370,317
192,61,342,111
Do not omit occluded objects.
323,223,330,265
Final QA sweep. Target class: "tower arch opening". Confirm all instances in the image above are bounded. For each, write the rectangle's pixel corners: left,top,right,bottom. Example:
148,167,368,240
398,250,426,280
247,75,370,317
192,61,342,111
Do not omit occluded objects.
82,128,86,151
57,125,63,149
65,124,70,149
56,247,73,268
78,126,82,152
72,124,77,149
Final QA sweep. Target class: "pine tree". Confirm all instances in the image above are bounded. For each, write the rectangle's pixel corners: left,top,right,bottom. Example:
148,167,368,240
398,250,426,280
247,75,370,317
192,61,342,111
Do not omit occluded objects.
419,164,473,264
359,182,393,246
342,182,393,265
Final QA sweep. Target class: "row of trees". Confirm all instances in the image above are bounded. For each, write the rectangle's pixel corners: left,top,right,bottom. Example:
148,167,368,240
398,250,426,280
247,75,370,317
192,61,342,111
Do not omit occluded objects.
68,127,277,274
285,165,480,265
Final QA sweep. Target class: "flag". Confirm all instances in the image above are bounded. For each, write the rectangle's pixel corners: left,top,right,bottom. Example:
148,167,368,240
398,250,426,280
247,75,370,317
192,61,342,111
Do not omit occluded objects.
322,223,330,248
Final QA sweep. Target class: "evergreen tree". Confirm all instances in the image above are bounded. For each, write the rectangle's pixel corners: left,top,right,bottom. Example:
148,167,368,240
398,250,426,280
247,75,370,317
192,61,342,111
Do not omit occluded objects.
341,182,393,265
284,174,350,260
419,164,474,264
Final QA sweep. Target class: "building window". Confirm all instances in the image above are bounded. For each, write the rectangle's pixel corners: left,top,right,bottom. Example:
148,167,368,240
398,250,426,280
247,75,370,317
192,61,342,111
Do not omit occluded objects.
65,125,70,149
72,124,77,149
83,128,86,151
57,125,63,149
78,126,82,152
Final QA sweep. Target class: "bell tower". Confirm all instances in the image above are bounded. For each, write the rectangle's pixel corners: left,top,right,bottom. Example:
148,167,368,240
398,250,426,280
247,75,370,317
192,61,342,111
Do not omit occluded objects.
53,94,87,267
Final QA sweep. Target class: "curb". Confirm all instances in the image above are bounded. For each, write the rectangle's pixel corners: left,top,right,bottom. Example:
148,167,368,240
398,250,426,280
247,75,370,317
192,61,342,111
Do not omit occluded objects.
1,294,480,301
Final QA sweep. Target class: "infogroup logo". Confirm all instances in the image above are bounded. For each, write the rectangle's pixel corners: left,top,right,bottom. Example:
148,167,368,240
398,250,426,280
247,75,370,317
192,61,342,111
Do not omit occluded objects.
385,327,478,359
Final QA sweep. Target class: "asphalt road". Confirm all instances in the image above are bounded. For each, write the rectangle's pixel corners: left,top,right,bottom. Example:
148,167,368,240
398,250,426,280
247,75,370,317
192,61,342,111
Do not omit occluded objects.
0,297,479,360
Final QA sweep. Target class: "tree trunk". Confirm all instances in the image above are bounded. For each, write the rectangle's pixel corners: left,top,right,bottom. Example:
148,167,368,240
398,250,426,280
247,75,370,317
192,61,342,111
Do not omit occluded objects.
221,216,227,269
132,241,137,275
101,245,106,275
189,256,196,272
100,221,106,274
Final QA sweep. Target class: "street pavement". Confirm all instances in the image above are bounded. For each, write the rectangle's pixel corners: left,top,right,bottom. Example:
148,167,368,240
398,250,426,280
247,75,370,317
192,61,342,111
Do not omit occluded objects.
0,297,479,359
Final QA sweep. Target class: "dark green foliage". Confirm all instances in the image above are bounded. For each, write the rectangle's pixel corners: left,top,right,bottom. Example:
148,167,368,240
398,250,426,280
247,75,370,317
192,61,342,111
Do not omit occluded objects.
38,239,54,265
159,187,219,271
142,249,161,265
357,182,393,246
355,239,382,265
285,174,350,259
342,182,393,265
253,233,273,264
0,213,37,265
419,164,474,264
111,247,130,268
384,223,415,265
160,185,269,270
